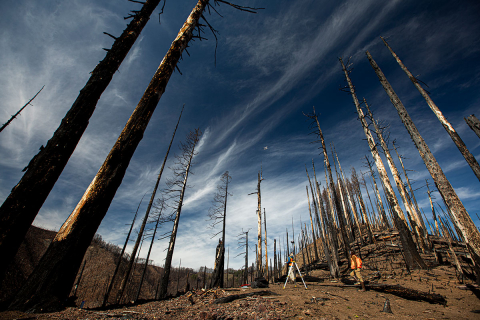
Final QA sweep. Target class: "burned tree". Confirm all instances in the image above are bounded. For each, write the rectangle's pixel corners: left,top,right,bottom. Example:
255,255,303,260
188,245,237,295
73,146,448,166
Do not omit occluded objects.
305,108,351,264
367,51,480,280
9,0,211,310
158,129,202,298
248,170,265,278
381,37,480,182
339,57,426,269
236,229,249,284
465,115,480,139
208,171,232,288
0,0,164,282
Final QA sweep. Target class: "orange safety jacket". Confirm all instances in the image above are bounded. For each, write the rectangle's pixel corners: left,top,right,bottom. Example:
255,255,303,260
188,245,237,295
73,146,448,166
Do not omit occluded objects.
351,256,362,269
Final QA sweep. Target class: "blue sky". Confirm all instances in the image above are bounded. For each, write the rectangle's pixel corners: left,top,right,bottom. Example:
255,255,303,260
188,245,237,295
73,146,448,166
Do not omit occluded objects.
1,0,479,271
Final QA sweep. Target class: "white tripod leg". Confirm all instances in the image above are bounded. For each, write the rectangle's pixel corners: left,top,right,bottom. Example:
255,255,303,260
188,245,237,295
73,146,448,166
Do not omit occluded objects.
283,266,293,289
294,262,308,289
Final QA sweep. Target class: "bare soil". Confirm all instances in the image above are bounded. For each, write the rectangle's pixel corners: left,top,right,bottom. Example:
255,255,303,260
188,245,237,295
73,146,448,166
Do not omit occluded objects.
1,265,479,320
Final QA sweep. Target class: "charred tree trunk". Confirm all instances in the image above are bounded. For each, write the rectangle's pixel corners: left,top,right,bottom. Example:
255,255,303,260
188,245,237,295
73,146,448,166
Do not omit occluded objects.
0,0,163,284
382,38,480,182
159,129,201,298
210,171,232,288
8,1,207,310
340,57,426,269
465,115,480,139
367,51,480,279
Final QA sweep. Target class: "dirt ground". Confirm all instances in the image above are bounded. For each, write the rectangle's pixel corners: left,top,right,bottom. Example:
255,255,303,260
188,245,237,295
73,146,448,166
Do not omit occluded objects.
1,265,479,320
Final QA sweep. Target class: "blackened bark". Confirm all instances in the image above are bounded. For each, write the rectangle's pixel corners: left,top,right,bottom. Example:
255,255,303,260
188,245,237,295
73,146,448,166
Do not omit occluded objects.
8,1,207,312
0,0,163,283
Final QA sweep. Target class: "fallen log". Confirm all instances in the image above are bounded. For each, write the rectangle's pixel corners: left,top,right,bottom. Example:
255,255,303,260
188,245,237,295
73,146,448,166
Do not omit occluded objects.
213,290,276,304
367,284,447,305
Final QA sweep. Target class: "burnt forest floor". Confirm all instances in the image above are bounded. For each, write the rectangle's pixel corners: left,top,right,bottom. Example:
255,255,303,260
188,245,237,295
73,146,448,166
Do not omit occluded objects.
1,264,480,320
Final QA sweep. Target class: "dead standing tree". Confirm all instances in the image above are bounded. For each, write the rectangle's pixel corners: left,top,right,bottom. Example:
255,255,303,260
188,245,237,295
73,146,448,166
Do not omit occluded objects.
158,128,202,299
0,0,164,282
208,171,232,288
236,229,250,284
305,108,351,265
339,57,426,270
9,0,210,311
381,37,480,182
116,105,184,305
367,50,480,283
248,170,265,278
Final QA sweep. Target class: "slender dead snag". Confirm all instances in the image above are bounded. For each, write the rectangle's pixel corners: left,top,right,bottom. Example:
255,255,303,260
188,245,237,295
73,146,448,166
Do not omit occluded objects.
117,105,184,304
465,115,480,139
0,1,164,282
134,201,165,303
0,86,44,133
367,50,480,281
306,108,351,263
364,99,429,252
102,195,145,307
159,129,202,298
9,0,210,310
381,37,480,182
334,149,363,244
426,180,441,237
340,57,426,269
264,208,268,281
248,170,264,278
305,185,319,261
365,156,389,229
209,171,232,288
351,168,374,243
392,140,426,232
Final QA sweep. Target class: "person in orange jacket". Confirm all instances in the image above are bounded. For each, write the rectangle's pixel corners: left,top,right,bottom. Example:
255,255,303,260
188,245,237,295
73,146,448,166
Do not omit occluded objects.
350,250,366,292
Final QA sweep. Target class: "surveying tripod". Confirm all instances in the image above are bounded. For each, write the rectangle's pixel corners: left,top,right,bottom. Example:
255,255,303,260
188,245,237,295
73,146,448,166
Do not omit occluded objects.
283,261,307,289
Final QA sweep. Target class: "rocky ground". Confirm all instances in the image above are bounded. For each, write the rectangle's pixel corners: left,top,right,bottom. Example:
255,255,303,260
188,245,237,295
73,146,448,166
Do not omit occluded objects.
2,265,479,320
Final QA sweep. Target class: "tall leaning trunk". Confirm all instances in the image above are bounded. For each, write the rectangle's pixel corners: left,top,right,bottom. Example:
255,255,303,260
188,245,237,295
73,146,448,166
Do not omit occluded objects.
9,1,208,312
366,51,480,281
381,37,480,182
0,0,163,283
340,57,426,269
